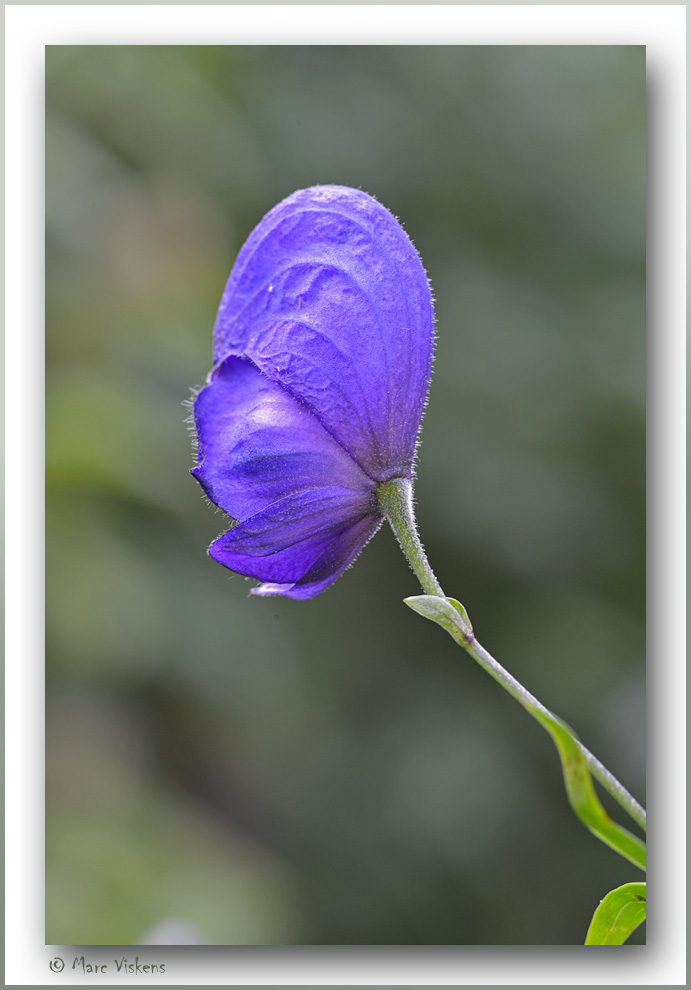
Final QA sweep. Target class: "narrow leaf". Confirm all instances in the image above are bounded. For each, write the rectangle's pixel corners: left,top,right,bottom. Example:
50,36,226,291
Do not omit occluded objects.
529,707,646,872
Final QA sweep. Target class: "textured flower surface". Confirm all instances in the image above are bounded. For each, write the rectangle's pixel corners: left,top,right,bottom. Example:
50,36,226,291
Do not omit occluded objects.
191,185,434,598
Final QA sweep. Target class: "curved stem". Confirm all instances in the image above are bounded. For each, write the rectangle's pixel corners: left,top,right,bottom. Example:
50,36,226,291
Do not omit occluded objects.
376,476,647,836
376,477,444,597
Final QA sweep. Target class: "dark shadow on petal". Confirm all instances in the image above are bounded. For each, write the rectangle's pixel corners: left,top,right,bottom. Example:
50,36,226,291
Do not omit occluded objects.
208,486,379,589
251,513,384,600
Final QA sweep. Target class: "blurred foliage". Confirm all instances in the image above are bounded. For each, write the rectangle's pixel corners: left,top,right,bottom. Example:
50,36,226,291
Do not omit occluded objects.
46,45,645,945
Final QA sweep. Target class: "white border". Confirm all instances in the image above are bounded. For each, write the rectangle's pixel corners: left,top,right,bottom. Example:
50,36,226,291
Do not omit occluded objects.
6,4,686,986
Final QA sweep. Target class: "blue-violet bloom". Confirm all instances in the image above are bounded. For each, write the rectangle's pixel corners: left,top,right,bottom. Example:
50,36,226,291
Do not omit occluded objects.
191,185,434,598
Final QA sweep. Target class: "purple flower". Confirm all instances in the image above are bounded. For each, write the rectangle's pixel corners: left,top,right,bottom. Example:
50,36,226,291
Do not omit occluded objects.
191,185,434,598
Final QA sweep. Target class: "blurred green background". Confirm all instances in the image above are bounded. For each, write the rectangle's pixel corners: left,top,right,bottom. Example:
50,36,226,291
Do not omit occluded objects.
46,45,645,945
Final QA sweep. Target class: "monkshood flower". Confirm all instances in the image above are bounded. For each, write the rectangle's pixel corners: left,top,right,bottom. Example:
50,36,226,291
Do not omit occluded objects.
190,189,648,943
191,185,434,598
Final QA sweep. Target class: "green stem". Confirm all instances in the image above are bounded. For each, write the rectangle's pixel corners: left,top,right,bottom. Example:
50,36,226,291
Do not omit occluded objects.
376,476,647,848
376,477,444,597
462,636,646,835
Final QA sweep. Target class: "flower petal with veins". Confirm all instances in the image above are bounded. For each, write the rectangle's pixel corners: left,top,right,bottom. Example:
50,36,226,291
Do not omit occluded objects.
191,185,434,598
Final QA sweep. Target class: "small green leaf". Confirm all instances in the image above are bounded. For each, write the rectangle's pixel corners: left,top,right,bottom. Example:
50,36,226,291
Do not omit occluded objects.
585,882,646,945
404,594,473,640
447,597,473,631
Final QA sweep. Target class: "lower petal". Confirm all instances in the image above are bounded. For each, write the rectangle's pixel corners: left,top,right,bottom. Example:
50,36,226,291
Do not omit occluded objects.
252,514,383,599
208,487,380,597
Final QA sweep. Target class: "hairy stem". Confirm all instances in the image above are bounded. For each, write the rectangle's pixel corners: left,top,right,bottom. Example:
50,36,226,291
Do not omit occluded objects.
376,477,444,597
